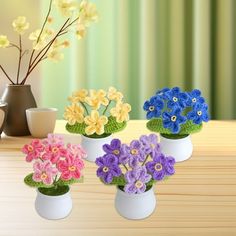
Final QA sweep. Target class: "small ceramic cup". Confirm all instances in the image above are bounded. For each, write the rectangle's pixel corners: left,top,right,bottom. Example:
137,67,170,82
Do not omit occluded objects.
26,108,58,138
0,102,8,137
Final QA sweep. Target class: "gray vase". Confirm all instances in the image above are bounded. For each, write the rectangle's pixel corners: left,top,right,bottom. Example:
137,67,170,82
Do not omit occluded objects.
0,102,8,137
1,84,37,136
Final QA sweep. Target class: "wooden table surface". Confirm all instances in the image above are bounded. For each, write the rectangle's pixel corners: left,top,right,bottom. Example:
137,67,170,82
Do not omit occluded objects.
0,120,236,236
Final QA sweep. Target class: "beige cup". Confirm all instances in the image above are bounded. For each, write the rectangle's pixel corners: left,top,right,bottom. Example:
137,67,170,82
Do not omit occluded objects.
26,108,58,138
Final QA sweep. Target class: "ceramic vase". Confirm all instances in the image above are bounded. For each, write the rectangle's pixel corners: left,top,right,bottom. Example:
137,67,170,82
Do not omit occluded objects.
115,187,156,220
1,84,37,136
81,135,113,162
160,135,193,162
35,188,72,220
0,102,8,137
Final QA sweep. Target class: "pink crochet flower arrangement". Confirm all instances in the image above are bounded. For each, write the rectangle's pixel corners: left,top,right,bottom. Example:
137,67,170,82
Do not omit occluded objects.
23,134,86,196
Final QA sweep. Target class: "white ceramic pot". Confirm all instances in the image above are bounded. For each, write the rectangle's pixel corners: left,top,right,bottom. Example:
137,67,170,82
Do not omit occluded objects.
35,189,72,220
26,108,58,138
115,187,156,220
160,135,193,162
81,135,113,162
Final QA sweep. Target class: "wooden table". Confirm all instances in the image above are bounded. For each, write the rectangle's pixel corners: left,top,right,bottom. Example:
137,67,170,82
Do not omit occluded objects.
0,120,236,236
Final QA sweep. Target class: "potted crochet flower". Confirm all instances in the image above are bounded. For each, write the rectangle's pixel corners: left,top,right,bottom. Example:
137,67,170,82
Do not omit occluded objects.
143,87,210,162
95,134,175,220
64,87,131,162
23,134,86,220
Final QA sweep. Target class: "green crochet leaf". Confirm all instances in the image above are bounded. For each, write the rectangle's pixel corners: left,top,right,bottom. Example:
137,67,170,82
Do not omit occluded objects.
65,116,127,136
24,174,84,189
100,175,126,186
104,116,127,134
146,118,202,136
57,176,84,186
110,176,126,186
24,173,53,189
66,122,86,134
146,178,156,186
38,185,70,196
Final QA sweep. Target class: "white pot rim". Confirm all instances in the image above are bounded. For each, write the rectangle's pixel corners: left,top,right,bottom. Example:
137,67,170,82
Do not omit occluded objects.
0,102,7,107
26,108,58,113
116,186,154,198
36,187,70,199
160,134,190,142
82,134,112,140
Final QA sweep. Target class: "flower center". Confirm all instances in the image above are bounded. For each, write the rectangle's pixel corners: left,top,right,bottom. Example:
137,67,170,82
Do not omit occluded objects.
192,98,197,103
135,180,144,189
41,173,47,180
28,145,33,152
151,143,155,149
113,149,120,155
197,111,202,116
69,166,76,171
155,163,163,171
173,96,178,102
149,106,155,111
103,166,109,173
171,115,177,122
52,147,59,153
131,149,138,155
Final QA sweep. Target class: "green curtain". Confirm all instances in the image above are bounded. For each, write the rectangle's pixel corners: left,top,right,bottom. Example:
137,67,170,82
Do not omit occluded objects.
41,0,236,119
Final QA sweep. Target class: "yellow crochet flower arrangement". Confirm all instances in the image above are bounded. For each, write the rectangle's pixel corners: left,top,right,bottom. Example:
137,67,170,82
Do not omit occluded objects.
64,87,131,138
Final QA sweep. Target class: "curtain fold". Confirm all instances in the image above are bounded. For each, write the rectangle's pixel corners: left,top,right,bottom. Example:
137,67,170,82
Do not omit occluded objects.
42,0,236,119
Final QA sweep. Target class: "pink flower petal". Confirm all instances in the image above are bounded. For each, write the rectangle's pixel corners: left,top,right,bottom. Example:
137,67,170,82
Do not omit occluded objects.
72,169,81,179
43,175,53,185
74,158,85,170
61,171,72,181
32,172,41,182
33,161,42,171
57,160,68,172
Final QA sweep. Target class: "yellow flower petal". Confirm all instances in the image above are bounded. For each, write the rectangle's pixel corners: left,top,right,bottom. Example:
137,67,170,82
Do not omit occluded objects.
64,103,84,124
47,49,64,62
85,89,109,110
69,89,88,103
96,124,104,135
0,35,10,48
110,102,131,123
12,16,29,35
76,24,86,40
85,125,96,135
54,0,78,17
108,87,123,101
79,0,98,26
84,110,108,135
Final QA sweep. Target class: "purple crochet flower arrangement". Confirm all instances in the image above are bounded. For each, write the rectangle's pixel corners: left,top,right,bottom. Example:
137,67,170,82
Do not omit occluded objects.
95,134,175,194
144,87,210,138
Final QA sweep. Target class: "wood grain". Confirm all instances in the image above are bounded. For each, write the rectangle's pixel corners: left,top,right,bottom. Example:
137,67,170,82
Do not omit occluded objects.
0,120,236,236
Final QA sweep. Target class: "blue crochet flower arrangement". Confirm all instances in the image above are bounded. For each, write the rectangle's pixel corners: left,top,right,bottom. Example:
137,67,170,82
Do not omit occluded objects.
143,87,210,139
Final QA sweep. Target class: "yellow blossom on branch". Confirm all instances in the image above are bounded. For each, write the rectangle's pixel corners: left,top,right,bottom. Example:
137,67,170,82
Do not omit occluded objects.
84,110,108,135
29,28,53,50
54,0,78,17
85,89,109,110
110,102,131,123
108,87,123,102
64,103,84,125
76,24,86,40
79,0,98,26
0,35,10,48
47,49,64,62
12,16,29,35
